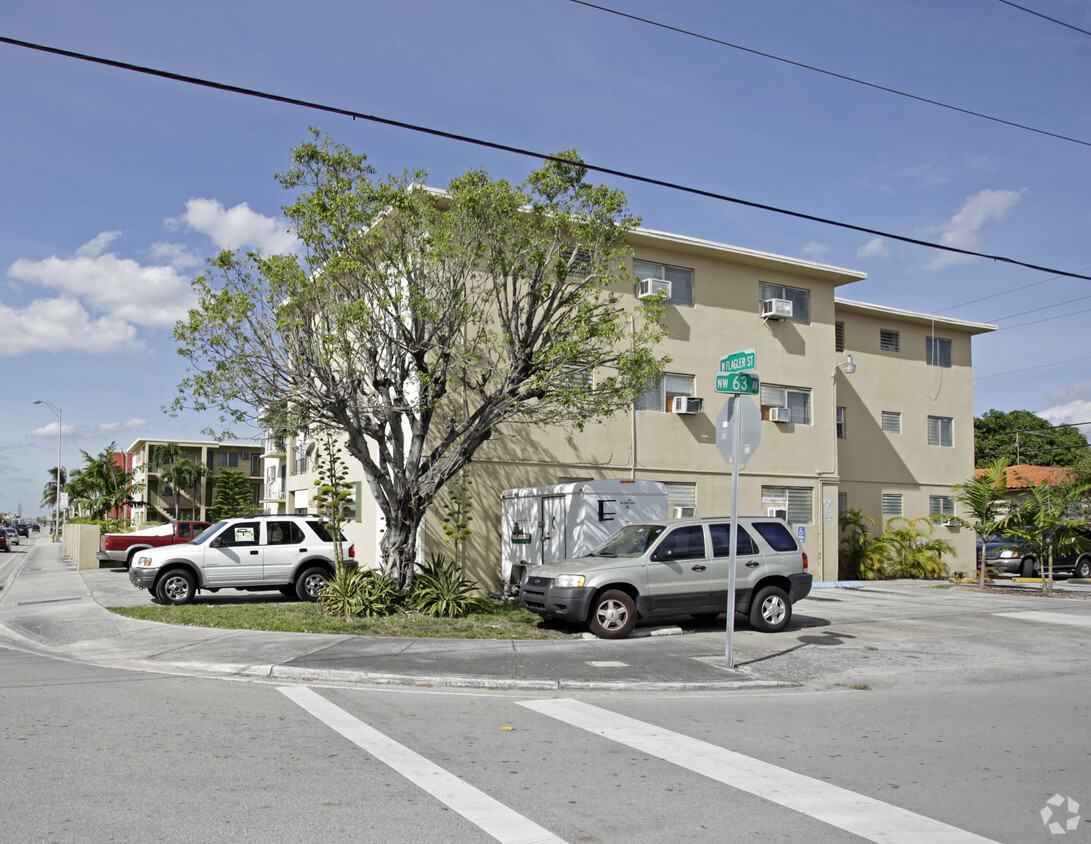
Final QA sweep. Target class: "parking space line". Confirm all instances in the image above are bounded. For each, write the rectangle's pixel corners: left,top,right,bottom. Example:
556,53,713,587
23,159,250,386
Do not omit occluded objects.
996,611,1091,628
279,685,564,844
519,698,998,844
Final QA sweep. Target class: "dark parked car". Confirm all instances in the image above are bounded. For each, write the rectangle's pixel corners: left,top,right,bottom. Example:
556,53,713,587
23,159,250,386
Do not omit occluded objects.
15,523,30,537
978,532,1091,578
0,532,9,552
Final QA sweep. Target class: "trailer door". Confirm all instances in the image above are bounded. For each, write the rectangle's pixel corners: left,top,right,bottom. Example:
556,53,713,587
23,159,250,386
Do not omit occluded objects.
542,495,568,564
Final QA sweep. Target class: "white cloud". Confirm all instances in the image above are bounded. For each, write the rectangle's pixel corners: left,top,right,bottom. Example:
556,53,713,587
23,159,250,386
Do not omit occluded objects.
148,241,202,269
857,237,891,259
1038,400,1091,434
927,189,1024,270
1046,380,1091,405
27,421,76,439
28,417,149,443
802,242,830,260
167,198,299,254
0,297,144,357
8,233,196,328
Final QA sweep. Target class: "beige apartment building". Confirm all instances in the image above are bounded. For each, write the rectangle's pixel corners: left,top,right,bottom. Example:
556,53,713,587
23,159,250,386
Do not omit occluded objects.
128,438,263,526
266,227,994,590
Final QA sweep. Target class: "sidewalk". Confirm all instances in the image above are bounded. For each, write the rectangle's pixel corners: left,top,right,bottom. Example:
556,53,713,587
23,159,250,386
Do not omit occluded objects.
0,540,780,692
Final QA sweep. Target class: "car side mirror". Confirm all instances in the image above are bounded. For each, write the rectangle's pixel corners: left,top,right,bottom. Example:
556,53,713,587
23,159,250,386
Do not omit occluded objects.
210,536,223,548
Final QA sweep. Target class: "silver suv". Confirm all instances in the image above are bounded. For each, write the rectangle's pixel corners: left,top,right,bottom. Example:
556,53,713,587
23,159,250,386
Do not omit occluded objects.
128,515,354,605
519,517,811,638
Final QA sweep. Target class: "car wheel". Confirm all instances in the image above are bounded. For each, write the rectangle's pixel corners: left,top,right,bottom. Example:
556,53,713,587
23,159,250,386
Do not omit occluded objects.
1021,558,1037,578
125,548,141,571
295,566,329,601
749,585,792,632
1074,558,1091,579
588,589,636,639
156,569,196,605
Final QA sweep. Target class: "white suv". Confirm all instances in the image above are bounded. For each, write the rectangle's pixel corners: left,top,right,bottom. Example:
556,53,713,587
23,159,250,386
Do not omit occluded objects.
519,517,811,638
128,515,354,605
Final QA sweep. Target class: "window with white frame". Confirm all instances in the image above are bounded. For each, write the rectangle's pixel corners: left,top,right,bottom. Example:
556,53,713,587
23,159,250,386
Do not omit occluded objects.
926,336,952,368
761,486,813,524
880,329,900,352
881,411,901,434
835,321,845,352
928,416,954,447
760,383,812,424
560,364,593,391
635,373,695,412
929,496,955,518
664,481,696,518
633,259,693,307
882,493,903,517
759,281,810,324
836,406,846,439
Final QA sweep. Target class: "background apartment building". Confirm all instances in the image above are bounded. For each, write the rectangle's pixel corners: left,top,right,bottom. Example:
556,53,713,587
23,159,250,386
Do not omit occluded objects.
269,227,994,590
128,438,263,526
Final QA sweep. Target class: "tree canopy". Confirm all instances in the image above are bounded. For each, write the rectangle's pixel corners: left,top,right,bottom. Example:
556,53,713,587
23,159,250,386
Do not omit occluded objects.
172,131,669,585
974,409,1091,471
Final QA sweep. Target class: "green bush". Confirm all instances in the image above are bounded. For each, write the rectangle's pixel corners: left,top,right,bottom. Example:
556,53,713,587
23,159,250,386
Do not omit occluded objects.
319,565,404,618
411,554,480,618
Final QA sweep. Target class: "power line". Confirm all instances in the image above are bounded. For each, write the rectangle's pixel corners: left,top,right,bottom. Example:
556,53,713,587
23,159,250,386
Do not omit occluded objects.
974,354,1091,381
3,33,1091,286
566,0,1091,149
993,0,1091,38
988,292,1091,323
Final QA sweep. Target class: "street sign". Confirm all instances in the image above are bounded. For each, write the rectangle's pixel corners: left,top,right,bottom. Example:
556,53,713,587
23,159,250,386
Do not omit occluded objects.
719,349,756,374
715,395,762,466
716,372,759,394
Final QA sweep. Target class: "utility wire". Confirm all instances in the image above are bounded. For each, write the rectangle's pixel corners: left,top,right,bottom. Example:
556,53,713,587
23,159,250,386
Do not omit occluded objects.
974,354,1091,380
993,0,1091,37
3,33,1091,285
934,269,1088,313
566,0,1091,149
988,292,1091,323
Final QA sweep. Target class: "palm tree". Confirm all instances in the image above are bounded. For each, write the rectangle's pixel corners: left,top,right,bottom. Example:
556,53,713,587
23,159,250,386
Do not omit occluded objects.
67,442,143,520
1001,475,1091,596
838,508,889,580
149,443,185,520
41,466,68,509
951,458,1011,588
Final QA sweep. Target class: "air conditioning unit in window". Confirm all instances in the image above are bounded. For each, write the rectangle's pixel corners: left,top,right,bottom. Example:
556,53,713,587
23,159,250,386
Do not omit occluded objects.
240,453,250,459
672,505,696,519
760,298,793,319
766,507,788,521
941,517,959,527
637,278,672,300
671,396,704,415
768,407,792,423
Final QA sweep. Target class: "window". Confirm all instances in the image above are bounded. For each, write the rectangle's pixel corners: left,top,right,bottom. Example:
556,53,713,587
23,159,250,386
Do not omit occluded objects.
561,364,593,391
633,259,693,307
655,525,706,560
759,281,810,324
267,521,305,546
928,416,954,447
760,384,812,424
882,494,903,517
838,491,848,513
635,373,695,412
218,521,260,547
216,451,240,469
926,336,952,368
709,524,757,556
929,496,955,517
880,329,900,352
664,482,696,516
752,521,799,551
836,406,846,439
834,321,845,353
881,411,901,434
762,486,813,524
292,443,309,475
250,455,261,476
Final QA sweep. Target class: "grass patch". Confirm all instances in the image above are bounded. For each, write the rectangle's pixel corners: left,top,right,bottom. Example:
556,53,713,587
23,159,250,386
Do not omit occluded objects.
108,597,576,639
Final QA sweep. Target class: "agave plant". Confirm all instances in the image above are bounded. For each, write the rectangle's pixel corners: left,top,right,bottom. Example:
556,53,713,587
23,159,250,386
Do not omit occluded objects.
318,563,366,618
411,554,480,618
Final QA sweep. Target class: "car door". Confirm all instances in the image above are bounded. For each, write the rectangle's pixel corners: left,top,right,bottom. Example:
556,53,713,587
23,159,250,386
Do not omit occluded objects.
644,525,711,614
202,520,264,586
262,519,307,584
708,523,764,609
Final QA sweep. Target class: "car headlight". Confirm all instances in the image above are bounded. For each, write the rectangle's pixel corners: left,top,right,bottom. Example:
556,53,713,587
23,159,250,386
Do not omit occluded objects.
998,550,1018,559
136,556,153,566
554,574,586,588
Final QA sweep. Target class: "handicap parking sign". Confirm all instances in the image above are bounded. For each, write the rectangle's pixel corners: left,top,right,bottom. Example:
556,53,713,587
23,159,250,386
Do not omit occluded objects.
797,525,806,543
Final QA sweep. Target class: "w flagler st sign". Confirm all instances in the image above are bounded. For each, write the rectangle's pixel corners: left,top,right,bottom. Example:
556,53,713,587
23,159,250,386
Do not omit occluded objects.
716,350,762,669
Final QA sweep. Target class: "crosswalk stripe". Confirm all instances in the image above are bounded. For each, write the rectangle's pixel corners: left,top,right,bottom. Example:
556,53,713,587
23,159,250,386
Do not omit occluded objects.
280,686,563,844
996,611,1091,628
519,698,998,844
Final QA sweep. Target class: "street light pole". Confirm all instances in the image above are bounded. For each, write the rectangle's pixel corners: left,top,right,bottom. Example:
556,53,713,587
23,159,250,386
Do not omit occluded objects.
33,400,63,542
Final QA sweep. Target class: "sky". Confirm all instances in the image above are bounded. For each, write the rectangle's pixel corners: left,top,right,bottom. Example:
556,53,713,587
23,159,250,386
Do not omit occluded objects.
2,0,1090,517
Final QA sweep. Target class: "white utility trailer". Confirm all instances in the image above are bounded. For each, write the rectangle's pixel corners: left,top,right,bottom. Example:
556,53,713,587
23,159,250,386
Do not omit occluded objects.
500,479,669,587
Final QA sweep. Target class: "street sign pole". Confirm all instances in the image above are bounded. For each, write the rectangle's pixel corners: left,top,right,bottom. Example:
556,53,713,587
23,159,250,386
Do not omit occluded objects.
726,395,741,670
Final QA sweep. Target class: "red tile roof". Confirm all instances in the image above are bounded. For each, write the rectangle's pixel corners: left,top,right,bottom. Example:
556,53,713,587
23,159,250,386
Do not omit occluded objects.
974,464,1078,489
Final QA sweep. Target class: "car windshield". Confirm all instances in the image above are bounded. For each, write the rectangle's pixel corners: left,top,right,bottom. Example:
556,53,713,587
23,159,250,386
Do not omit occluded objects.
190,520,228,545
591,525,666,558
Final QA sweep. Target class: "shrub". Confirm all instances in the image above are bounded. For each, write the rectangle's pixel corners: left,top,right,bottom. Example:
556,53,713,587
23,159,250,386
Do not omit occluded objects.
319,563,367,618
411,554,480,618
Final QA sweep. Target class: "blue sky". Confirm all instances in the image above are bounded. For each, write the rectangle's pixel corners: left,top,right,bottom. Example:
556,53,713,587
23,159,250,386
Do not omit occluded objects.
2,0,1090,516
